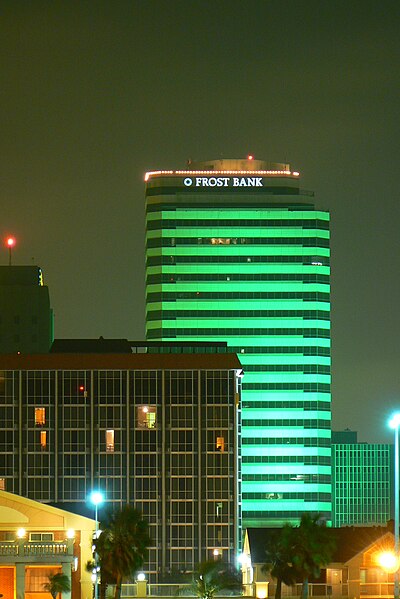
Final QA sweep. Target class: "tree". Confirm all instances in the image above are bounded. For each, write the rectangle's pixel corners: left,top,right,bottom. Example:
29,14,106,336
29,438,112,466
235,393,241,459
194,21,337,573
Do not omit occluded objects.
290,514,336,599
94,505,151,599
262,527,297,599
43,573,71,599
180,559,242,599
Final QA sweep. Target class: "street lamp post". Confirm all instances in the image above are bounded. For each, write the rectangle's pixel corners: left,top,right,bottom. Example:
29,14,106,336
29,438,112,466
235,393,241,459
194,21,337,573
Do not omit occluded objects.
89,491,104,599
389,414,400,599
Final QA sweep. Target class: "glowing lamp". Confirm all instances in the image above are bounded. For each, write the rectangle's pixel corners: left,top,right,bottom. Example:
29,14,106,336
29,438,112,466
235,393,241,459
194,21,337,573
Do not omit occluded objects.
136,572,146,582
7,237,15,247
89,491,104,507
247,155,254,160
378,551,398,573
16,528,26,538
390,414,400,429
66,529,75,539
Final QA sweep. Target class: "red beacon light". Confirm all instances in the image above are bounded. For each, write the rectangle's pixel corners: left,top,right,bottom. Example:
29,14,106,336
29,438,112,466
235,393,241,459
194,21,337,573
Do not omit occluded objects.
79,385,88,398
247,155,254,161
6,236,16,266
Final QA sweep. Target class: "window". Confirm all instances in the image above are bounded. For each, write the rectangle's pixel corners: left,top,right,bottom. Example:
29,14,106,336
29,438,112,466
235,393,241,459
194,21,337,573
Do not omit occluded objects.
216,437,225,452
35,407,45,426
0,479,5,491
137,406,157,429
106,429,115,453
29,533,54,542
40,431,47,449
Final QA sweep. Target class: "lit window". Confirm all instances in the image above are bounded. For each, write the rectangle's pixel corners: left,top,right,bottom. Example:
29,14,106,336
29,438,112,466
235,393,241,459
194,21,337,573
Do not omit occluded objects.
106,430,115,453
35,407,45,426
0,478,5,491
40,431,47,448
216,437,225,452
137,406,157,429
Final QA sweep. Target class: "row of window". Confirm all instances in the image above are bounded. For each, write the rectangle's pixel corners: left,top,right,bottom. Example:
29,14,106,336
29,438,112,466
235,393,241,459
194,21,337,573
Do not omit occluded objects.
242,383,330,391
243,364,331,373
147,218,330,229
242,437,331,446
147,273,330,283
147,291,330,301
147,255,330,266
147,237,330,248
149,309,330,319
231,346,331,355
242,492,331,501
149,327,331,337
242,401,331,410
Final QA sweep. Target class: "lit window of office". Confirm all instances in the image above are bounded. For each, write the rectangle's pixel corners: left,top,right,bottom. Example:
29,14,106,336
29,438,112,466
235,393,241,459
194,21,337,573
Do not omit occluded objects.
137,406,157,429
106,429,115,453
35,407,45,426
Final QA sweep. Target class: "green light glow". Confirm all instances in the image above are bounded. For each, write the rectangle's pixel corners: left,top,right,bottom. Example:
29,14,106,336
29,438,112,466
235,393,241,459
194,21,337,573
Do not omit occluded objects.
147,209,330,221
147,227,330,239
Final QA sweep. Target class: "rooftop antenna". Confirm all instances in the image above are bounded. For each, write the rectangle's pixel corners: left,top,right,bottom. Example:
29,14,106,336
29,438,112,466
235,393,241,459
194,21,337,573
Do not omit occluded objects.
6,237,15,266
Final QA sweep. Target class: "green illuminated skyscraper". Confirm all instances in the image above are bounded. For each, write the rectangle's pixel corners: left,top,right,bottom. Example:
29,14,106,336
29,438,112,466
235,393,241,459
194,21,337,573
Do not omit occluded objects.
145,158,331,526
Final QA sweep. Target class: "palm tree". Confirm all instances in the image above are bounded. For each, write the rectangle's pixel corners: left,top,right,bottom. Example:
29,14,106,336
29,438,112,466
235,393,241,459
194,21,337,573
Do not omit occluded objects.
181,559,242,599
43,573,71,599
262,527,297,599
290,514,336,599
94,505,151,599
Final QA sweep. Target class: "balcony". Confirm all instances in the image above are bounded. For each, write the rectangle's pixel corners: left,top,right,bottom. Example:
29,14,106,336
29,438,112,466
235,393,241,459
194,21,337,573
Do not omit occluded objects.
0,540,74,564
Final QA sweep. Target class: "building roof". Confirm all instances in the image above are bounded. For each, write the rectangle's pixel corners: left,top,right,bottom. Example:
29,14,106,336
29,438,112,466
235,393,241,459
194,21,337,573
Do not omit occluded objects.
246,525,392,565
0,489,94,529
0,352,242,371
50,338,228,354
0,266,43,286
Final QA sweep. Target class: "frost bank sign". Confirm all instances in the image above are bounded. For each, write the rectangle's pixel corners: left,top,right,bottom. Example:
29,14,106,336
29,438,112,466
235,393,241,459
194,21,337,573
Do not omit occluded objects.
183,176,263,188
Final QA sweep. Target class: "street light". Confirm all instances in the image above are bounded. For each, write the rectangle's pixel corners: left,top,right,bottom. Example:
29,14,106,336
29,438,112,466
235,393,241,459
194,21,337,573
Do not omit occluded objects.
89,491,104,599
389,413,400,599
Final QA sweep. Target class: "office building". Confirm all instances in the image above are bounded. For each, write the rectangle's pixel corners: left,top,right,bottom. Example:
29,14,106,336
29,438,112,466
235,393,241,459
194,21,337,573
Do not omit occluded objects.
145,157,331,526
332,430,392,527
0,348,242,580
0,266,53,353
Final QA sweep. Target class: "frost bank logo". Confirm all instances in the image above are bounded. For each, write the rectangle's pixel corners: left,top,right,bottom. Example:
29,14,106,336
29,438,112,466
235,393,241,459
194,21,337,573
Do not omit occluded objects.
183,177,263,188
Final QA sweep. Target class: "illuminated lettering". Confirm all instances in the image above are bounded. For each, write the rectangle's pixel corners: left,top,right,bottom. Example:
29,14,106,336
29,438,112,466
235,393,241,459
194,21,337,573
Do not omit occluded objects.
190,177,263,188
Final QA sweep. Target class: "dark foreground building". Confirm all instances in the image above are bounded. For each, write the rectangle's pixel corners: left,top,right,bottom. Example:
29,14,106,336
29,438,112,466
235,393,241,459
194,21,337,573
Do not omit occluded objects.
0,266,53,353
0,349,242,580
145,157,331,526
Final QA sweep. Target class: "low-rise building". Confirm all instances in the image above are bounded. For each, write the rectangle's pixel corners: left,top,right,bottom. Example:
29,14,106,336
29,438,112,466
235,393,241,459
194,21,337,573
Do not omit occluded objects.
0,490,94,599
242,525,396,599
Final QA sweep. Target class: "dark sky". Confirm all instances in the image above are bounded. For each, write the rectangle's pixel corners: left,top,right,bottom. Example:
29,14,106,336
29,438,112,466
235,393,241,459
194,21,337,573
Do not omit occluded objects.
1,0,399,443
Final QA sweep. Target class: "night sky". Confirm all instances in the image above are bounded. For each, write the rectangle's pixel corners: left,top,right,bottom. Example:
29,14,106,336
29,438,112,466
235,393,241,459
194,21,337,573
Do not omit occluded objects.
1,1,399,443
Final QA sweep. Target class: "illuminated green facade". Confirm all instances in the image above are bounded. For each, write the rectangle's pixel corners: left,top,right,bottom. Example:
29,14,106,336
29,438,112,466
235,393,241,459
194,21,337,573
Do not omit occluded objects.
145,158,331,526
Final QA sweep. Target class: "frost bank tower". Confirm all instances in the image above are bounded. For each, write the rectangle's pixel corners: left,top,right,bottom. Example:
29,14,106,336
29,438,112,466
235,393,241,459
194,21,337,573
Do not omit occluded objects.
145,157,331,526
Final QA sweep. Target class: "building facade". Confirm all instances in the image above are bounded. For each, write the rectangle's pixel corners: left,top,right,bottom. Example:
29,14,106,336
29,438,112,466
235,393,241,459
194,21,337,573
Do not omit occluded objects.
145,158,331,526
0,266,53,354
332,430,392,527
0,351,242,581
0,490,94,599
